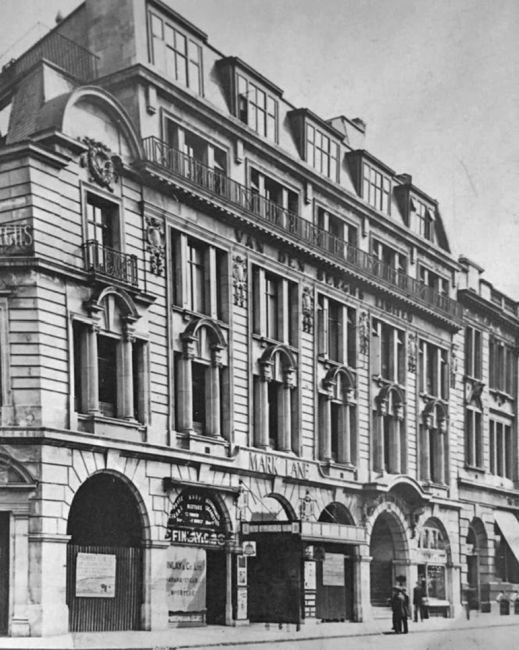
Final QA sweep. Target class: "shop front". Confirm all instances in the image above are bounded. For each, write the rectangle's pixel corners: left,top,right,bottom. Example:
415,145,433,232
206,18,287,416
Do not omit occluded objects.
415,518,452,616
240,508,365,625
165,488,233,627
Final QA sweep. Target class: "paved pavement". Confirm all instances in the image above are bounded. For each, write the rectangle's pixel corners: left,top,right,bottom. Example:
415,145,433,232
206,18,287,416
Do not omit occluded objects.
0,611,518,649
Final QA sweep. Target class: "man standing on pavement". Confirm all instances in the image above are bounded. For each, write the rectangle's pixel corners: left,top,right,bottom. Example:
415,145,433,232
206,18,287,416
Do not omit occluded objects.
413,580,425,622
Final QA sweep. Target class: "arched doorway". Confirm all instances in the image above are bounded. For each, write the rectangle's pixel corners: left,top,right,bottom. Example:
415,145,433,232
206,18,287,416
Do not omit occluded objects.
466,520,486,609
66,473,145,631
165,488,230,626
369,512,407,606
245,492,301,624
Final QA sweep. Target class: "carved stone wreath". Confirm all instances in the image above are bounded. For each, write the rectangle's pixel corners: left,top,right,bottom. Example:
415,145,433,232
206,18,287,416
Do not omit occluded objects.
81,137,120,192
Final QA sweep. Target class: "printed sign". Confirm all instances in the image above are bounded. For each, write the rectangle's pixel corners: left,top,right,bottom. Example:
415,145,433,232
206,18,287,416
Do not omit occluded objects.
304,561,316,590
167,546,206,623
236,587,248,619
237,555,248,586
322,553,344,587
76,553,116,598
241,521,300,535
242,541,256,557
166,490,226,545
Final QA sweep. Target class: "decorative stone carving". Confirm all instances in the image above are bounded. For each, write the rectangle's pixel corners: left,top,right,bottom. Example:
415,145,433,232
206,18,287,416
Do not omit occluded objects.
232,255,247,307
145,216,165,275
80,137,120,191
408,332,417,373
302,286,314,333
359,311,369,355
466,380,484,408
451,343,458,387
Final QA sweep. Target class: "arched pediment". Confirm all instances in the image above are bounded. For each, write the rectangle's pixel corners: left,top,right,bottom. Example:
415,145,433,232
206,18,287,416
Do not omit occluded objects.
0,452,36,486
181,317,227,349
388,476,432,507
86,286,140,321
259,344,297,370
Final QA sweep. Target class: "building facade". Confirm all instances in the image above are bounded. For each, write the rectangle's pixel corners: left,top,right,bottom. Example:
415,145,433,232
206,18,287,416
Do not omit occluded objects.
0,0,517,637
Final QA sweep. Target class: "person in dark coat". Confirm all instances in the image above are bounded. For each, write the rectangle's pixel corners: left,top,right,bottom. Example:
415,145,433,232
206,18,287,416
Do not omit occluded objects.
413,580,425,622
391,586,409,633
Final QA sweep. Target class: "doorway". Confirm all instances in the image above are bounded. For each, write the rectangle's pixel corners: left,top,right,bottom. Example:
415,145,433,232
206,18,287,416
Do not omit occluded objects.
206,550,226,624
66,473,144,632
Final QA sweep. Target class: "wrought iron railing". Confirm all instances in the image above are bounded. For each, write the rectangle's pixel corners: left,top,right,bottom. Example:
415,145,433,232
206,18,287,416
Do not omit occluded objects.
141,136,462,321
0,30,98,87
84,241,138,287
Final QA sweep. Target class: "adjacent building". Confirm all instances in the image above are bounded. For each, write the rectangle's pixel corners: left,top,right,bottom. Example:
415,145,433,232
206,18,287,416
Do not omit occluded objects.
0,0,516,637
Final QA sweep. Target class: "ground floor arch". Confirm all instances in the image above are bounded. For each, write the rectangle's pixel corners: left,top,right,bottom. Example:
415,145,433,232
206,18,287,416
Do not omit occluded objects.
369,511,409,606
66,472,147,632
466,518,487,608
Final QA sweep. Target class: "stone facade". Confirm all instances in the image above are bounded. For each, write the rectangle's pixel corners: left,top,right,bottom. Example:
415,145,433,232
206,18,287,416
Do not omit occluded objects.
0,0,516,637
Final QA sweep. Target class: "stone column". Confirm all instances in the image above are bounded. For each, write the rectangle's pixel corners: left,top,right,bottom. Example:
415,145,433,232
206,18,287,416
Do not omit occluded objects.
355,550,373,622
319,394,332,461
388,417,401,474
225,547,234,625
11,515,30,636
28,533,70,637
178,335,196,432
119,321,136,420
86,323,100,414
207,345,223,437
141,540,169,631
422,424,431,481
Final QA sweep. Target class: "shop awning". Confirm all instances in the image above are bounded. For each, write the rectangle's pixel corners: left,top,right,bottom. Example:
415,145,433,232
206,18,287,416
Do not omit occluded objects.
495,511,519,564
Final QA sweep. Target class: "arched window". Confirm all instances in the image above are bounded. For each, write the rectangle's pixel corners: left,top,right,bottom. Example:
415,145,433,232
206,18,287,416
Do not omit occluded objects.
73,289,148,423
175,318,228,438
374,385,405,474
253,345,298,452
318,366,356,464
420,400,448,484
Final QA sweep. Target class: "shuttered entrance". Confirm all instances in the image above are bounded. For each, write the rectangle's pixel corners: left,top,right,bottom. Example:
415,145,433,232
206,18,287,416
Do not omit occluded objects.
66,473,144,632
67,544,142,631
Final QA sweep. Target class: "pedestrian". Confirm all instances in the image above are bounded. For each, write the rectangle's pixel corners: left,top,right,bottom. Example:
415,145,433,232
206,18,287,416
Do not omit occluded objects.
391,586,409,633
413,580,424,622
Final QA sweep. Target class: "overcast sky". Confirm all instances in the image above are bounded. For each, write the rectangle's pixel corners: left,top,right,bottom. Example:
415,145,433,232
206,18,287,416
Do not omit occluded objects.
2,0,519,297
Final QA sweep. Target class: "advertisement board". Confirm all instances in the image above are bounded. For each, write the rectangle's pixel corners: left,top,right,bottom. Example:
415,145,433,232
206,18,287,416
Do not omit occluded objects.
167,546,207,624
76,553,116,598
322,553,344,587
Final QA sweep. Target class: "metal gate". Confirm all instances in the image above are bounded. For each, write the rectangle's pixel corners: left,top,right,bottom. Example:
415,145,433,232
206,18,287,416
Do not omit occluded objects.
66,544,142,632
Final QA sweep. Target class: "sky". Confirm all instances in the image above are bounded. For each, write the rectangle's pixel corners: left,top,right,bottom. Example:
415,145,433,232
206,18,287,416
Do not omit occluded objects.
1,0,519,297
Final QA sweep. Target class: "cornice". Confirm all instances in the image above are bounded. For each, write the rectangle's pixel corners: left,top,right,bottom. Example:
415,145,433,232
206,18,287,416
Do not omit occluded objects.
0,140,71,169
458,288,519,332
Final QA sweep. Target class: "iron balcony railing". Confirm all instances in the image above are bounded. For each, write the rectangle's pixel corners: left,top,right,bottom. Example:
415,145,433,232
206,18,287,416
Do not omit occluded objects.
0,30,98,87
84,241,138,287
141,136,462,321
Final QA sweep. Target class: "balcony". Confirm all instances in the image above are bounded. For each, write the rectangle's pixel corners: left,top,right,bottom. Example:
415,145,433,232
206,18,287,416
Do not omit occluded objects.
141,136,462,322
84,241,138,287
0,30,98,89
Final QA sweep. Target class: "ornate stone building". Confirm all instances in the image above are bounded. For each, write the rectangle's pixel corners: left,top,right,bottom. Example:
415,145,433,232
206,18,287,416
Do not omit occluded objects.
0,0,516,638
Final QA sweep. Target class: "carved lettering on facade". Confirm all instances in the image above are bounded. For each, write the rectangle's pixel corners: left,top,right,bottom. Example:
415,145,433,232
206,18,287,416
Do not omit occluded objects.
316,269,362,299
278,251,304,272
375,296,413,322
234,229,264,253
248,451,310,480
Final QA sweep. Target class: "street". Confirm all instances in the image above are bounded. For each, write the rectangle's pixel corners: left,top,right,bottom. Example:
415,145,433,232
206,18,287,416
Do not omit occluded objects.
178,620,519,650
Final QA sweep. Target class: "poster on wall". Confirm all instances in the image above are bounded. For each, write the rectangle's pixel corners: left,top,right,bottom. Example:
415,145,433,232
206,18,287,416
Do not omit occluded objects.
236,587,248,619
76,553,116,598
167,546,207,624
304,561,316,590
322,553,345,586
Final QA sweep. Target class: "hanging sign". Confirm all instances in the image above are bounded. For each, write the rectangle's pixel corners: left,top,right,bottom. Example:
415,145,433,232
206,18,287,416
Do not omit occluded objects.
167,546,206,624
242,541,256,557
75,553,116,598
166,490,226,546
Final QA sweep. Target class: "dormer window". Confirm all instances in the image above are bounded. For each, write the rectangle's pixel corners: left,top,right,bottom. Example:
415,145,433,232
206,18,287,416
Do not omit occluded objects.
306,124,339,181
363,162,391,214
237,75,278,140
149,9,203,94
412,199,435,242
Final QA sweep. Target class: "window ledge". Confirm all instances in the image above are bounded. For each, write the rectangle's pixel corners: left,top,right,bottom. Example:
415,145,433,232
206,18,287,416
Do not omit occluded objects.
77,413,146,442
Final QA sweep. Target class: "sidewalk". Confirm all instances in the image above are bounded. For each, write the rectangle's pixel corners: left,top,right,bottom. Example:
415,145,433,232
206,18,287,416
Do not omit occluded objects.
0,611,518,650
